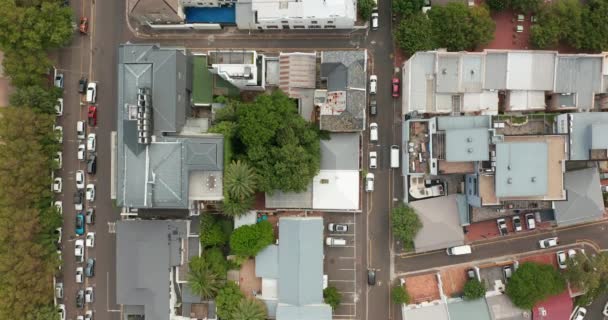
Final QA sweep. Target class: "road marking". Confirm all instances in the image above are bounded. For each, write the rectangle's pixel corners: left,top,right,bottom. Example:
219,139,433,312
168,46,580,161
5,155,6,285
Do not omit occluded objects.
339,268,355,271
108,222,116,233
338,256,356,259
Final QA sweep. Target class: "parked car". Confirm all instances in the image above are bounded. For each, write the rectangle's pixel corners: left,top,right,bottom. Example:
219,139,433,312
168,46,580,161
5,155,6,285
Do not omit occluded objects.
55,125,63,143
371,11,378,30
325,237,346,246
74,190,84,211
55,282,63,299
86,184,95,202
86,82,97,103
369,75,377,94
88,105,97,126
87,133,96,152
54,73,64,88
603,301,608,317
78,77,88,93
503,265,513,281
557,251,567,269
370,98,377,116
87,154,97,174
56,250,62,270
74,239,84,262
392,77,400,98
539,237,559,248
55,98,63,116
76,170,85,189
365,173,375,192
85,208,95,225
75,212,85,235
570,306,587,320
369,151,377,169
525,213,536,230
78,144,86,161
512,216,522,232
85,287,94,303
86,232,95,248
54,152,62,169
76,289,84,308
58,304,66,320
496,218,508,236
55,227,62,244
328,223,348,232
79,17,88,34
369,122,378,142
77,121,86,139
367,269,376,285
467,268,476,280
85,311,93,320
85,258,95,277
54,201,62,215
76,267,83,283
52,177,62,193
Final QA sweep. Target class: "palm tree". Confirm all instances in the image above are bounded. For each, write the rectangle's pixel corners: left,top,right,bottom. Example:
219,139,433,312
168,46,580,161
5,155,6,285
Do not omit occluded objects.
221,196,253,217
187,256,222,299
224,160,257,201
232,298,267,320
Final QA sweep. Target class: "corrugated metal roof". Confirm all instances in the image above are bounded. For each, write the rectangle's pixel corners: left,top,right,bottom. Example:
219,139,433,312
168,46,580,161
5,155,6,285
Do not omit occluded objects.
448,298,492,320
505,51,555,91
495,142,548,198
555,55,603,111
265,186,313,209
554,167,604,226
436,54,460,93
437,115,492,130
566,112,608,160
320,133,359,170
255,245,279,279
403,303,450,320
484,52,507,89
411,195,466,253
279,53,317,95
445,128,490,162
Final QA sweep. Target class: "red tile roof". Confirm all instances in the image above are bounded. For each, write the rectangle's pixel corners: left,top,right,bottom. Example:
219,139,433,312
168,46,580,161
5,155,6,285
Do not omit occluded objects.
532,291,573,320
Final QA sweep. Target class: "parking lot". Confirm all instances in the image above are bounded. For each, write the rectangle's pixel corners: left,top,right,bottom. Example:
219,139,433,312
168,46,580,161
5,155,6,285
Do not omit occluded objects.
323,212,357,319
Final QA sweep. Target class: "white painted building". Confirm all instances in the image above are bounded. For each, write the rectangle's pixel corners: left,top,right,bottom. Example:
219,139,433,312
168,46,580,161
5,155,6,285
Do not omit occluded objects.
181,0,235,7
207,50,266,91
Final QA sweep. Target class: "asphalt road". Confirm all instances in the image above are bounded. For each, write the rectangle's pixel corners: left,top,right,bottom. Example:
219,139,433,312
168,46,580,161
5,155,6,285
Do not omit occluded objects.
395,220,608,274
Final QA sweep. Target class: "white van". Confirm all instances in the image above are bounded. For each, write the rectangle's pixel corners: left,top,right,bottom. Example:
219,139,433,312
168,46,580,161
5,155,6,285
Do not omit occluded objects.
86,82,97,103
325,237,347,246
390,145,400,168
365,173,375,192
446,245,472,256
370,123,378,142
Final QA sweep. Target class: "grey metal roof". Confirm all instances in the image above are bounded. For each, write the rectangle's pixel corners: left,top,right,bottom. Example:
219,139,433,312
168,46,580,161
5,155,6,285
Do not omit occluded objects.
456,194,470,226
403,303,450,320
495,142,548,198
436,54,460,93
410,194,466,253
448,298,492,320
554,167,604,226
484,52,507,89
320,51,366,131
406,52,436,113
265,184,313,209
445,128,490,162
255,245,279,279
555,55,603,111
116,220,188,320
566,112,608,160
486,294,529,320
117,44,224,209
181,284,203,304
320,133,359,170
591,123,608,149
437,115,491,130
462,54,483,92
276,305,332,320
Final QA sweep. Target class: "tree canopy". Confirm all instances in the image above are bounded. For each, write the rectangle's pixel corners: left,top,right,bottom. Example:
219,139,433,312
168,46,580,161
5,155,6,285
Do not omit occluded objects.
510,0,542,12
187,256,223,299
358,0,376,20
232,298,267,320
506,262,566,309
393,0,424,17
216,281,245,320
463,279,486,300
394,14,435,56
486,0,509,11
324,286,342,309
222,160,257,217
427,3,495,51
391,285,410,305
230,221,275,257
9,85,62,113
200,214,229,248
564,252,608,304
530,0,583,49
391,204,422,250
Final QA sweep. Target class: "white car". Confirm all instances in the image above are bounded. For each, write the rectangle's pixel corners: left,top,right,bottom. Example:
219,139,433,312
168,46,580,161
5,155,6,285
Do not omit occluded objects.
58,304,66,320
54,201,62,215
556,251,567,269
76,267,83,283
56,250,62,270
77,121,86,139
371,11,379,30
78,144,86,161
77,316,84,320
369,151,377,169
52,177,62,193
570,306,587,320
55,125,63,143
86,184,95,202
86,232,95,248
54,152,62,169
365,173,375,192
55,282,63,299
75,239,84,262
603,301,608,317
86,82,97,103
87,133,96,152
55,227,62,244
85,287,94,303
370,122,378,142
539,237,559,248
85,311,93,320
76,170,85,189
369,75,377,94
55,98,63,116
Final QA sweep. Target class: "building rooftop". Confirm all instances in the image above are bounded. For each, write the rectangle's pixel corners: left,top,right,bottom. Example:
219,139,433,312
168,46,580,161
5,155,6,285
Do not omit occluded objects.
410,194,466,253
495,141,548,198
532,291,573,320
485,294,530,320
319,51,367,131
445,128,490,162
116,220,188,320
561,113,608,160
251,0,355,21
448,298,492,320
403,303,449,320
554,167,604,227
279,52,317,97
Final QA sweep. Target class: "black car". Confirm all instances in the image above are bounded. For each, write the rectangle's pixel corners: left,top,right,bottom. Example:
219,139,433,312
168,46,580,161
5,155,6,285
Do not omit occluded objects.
370,99,377,116
85,208,95,225
367,269,376,286
73,190,84,210
78,77,88,94
85,258,95,277
76,289,84,308
87,154,96,174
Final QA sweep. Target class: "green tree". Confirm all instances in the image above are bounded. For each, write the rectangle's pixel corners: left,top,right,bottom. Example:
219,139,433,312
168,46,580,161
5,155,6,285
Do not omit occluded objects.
428,3,495,51
467,6,496,48
216,281,245,320
230,221,275,257
222,196,253,217
203,247,228,278
463,279,486,300
231,298,267,320
324,286,342,309
506,262,566,309
486,0,509,11
224,160,257,201
9,85,62,113
200,214,228,248
394,14,435,56
187,256,223,299
358,0,376,20
391,204,422,250
1,49,52,88
391,285,410,305
510,0,542,12
564,252,608,303
393,0,424,17
530,21,560,49
579,0,608,51
529,0,583,49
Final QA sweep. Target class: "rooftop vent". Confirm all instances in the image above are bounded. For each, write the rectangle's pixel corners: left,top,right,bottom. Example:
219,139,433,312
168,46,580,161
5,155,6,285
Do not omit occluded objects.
320,179,330,184
137,87,152,145
507,177,512,184
467,137,473,142
441,68,447,75
531,177,536,182
507,165,511,170
467,148,474,153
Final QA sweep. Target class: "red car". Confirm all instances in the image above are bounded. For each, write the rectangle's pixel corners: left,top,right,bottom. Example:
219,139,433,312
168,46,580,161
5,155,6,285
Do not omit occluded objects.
79,17,88,35
392,77,400,98
88,106,97,126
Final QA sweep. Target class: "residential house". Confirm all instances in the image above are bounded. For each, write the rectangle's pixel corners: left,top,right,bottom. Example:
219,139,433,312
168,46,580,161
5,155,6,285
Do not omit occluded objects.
556,112,608,161
207,50,267,91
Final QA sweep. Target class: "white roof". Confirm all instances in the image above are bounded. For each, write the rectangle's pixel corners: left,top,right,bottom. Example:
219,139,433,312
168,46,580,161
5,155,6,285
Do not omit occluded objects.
312,170,359,210
505,51,556,90
234,210,258,229
462,91,499,114
252,0,355,20
507,90,546,111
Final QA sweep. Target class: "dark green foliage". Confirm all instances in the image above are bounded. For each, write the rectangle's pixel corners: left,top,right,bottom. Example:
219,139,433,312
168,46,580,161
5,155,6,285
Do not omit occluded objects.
232,298,267,320
510,0,542,13
230,221,275,257
564,252,608,303
391,204,422,250
216,281,245,320
324,286,342,309
529,0,583,49
463,279,486,300
486,0,509,11
427,3,495,51
358,0,376,20
9,85,62,113
394,14,435,55
506,262,566,309
393,0,424,17
222,196,254,217
187,256,223,299
200,214,228,248
579,0,608,51
391,285,410,305
203,247,229,278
